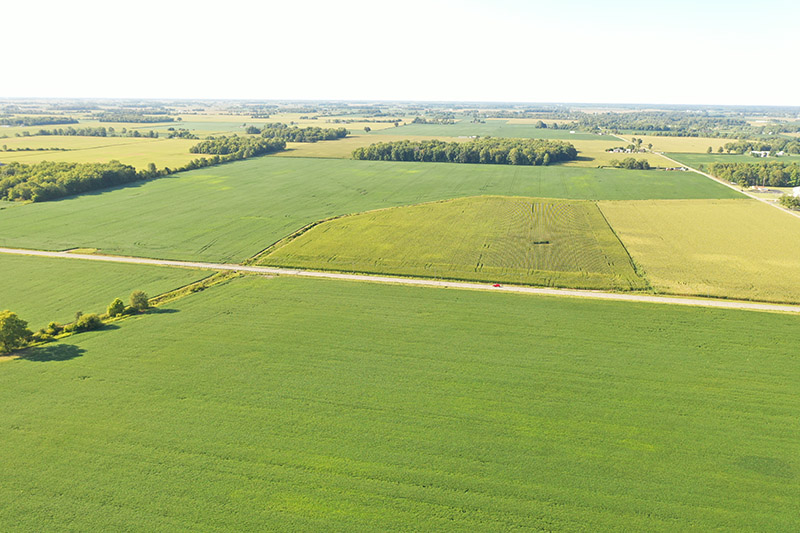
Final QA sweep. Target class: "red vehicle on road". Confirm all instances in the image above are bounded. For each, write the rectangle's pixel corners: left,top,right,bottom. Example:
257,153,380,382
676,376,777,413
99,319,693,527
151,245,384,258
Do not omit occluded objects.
492,283,501,287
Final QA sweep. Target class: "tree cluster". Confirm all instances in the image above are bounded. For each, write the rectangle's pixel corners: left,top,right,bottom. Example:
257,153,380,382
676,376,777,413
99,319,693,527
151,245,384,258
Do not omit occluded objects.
708,161,800,188
411,116,455,125
722,138,800,155
95,113,175,123
778,194,800,210
0,116,78,127
607,157,652,170
1,291,151,354
0,161,140,202
189,136,286,157
30,126,160,138
246,123,348,142
351,138,577,165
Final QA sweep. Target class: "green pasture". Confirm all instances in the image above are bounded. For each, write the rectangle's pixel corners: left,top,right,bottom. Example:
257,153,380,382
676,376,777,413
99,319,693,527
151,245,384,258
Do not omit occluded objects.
261,196,645,290
0,157,741,262
372,119,617,140
0,254,206,328
1,276,798,530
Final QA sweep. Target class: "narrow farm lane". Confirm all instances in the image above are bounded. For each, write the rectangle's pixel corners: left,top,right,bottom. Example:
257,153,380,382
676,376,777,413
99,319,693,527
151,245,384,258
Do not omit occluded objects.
2,247,799,314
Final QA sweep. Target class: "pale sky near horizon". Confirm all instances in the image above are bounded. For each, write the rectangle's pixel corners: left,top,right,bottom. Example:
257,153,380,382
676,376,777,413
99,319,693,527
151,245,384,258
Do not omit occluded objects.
4,0,798,106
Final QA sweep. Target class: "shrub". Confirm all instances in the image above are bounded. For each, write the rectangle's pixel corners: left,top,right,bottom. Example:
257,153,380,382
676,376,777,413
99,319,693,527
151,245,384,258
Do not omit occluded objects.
0,311,33,353
74,314,103,332
130,291,149,311
107,298,125,317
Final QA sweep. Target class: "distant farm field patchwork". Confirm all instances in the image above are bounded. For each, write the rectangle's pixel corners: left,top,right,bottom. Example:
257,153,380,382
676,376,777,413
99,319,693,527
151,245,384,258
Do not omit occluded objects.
260,196,646,290
599,199,800,303
372,119,617,141
667,152,800,169
0,253,206,328
0,136,200,169
0,158,740,262
1,276,798,530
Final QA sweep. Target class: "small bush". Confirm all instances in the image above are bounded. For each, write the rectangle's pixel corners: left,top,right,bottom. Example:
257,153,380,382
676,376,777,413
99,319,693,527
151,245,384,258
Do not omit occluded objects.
107,298,125,317
74,314,103,332
130,291,149,311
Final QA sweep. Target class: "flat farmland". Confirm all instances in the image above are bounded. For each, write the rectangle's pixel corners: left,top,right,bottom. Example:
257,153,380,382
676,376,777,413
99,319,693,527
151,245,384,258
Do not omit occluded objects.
0,253,206,328
569,139,673,168
1,275,798,530
372,119,617,140
260,196,646,290
668,152,800,168
274,136,675,169
0,157,740,262
616,134,732,153
272,134,467,159
599,198,800,303
0,136,200,169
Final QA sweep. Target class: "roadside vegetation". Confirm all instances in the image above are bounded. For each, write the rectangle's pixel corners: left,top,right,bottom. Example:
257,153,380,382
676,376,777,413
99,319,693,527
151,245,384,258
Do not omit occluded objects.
707,161,800,187
0,291,149,356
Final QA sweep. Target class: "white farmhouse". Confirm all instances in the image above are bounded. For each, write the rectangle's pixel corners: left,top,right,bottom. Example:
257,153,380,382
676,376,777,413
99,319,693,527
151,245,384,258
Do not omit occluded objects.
793,186,800,197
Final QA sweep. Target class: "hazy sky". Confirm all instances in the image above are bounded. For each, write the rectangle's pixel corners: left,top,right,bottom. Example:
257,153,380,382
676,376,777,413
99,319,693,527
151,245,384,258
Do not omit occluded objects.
5,0,798,105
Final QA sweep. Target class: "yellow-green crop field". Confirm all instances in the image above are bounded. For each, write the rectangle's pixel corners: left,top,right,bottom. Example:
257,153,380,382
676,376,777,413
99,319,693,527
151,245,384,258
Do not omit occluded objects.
259,196,646,290
0,136,200,169
598,199,800,303
616,134,732,153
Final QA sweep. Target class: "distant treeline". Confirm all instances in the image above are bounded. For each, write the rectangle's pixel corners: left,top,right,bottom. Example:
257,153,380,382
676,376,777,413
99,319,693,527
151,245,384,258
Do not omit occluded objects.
0,116,78,127
709,161,800,187
244,123,348,142
0,161,140,202
722,138,800,155
189,136,286,157
30,126,160,138
411,116,455,125
352,138,577,165
608,157,651,170
95,113,175,123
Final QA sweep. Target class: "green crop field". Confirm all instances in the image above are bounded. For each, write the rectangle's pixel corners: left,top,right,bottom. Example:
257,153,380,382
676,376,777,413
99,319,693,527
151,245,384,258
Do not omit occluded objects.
0,254,206,328
261,196,646,290
599,198,800,303
667,152,800,168
372,119,618,141
0,136,201,169
1,276,798,530
0,157,741,263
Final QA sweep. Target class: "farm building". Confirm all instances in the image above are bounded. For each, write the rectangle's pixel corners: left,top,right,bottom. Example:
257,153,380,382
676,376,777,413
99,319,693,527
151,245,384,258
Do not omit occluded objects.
793,186,800,197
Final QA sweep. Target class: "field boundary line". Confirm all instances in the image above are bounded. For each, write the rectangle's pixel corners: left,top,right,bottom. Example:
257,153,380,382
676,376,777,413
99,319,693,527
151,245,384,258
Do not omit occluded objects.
1,247,799,314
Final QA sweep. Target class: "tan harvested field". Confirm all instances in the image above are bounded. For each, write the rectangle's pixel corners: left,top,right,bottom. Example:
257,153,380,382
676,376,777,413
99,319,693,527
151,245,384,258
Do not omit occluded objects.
616,134,732,153
599,198,800,303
